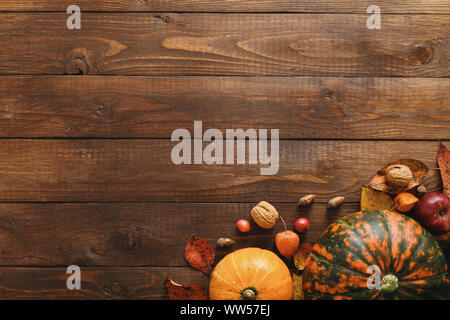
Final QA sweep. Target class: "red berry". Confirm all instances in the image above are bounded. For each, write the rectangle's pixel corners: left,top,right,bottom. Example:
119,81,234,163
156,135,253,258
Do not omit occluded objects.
294,218,310,233
236,219,251,233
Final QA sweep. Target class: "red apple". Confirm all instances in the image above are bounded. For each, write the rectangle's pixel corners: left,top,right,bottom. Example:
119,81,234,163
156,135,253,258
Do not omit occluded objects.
294,218,310,233
414,192,450,235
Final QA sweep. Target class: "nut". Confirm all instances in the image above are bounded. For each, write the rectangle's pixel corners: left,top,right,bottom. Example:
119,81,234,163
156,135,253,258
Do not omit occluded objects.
328,196,345,208
217,238,235,248
251,201,279,229
297,194,316,207
385,165,413,188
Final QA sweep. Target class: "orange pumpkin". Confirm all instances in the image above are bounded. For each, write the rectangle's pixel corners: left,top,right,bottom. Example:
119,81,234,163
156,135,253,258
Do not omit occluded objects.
209,247,293,300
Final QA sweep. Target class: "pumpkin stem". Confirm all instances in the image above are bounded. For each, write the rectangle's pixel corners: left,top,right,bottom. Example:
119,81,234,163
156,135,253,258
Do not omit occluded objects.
241,287,258,300
279,216,287,231
379,274,398,293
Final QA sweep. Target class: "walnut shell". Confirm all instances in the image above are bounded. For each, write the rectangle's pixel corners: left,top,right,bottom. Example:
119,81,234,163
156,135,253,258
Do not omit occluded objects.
251,201,279,229
386,164,413,187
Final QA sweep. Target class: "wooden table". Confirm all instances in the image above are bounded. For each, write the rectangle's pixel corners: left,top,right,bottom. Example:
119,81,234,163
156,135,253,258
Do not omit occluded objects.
0,1,448,299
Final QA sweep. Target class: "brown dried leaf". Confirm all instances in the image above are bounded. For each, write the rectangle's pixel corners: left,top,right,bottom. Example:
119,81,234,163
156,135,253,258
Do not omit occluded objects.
184,234,215,275
293,243,313,271
360,186,395,212
293,273,304,300
369,159,428,195
435,230,450,251
438,143,450,197
164,278,208,300
435,230,450,242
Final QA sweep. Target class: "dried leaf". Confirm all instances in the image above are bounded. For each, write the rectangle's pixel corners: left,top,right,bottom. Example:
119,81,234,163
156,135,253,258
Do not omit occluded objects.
369,159,428,194
438,143,450,197
435,231,449,251
293,273,304,300
435,230,450,242
184,234,215,275
293,243,313,271
360,186,395,212
164,278,208,300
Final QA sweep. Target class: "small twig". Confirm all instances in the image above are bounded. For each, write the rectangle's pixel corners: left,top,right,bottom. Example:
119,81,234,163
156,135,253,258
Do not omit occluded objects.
390,203,399,211
279,216,287,231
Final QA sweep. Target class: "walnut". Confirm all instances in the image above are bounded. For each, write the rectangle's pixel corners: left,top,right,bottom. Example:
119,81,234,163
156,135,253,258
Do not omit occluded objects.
251,201,279,229
385,164,413,187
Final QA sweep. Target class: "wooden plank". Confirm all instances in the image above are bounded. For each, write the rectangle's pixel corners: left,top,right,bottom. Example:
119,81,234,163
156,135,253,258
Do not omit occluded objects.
0,202,360,267
0,13,449,76
0,140,444,203
1,76,450,139
1,0,449,14
0,267,207,299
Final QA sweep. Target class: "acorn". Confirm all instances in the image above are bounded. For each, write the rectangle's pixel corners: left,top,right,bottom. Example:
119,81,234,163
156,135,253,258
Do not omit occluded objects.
217,237,235,248
328,196,345,208
297,194,316,207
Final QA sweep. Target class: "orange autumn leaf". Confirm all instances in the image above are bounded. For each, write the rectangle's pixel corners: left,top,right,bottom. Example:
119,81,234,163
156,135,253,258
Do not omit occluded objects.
184,234,215,275
369,159,428,195
164,278,208,300
438,143,450,197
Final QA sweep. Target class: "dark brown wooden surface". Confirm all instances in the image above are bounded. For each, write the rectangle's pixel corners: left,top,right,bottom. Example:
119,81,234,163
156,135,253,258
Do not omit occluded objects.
1,76,449,139
1,14,449,76
0,140,444,202
0,267,207,299
0,1,449,300
0,202,360,267
1,0,449,13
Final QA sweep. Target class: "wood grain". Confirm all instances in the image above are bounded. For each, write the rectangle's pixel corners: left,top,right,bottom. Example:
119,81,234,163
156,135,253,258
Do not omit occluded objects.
1,14,449,76
0,267,207,299
0,202,360,267
1,76,450,139
1,0,449,13
0,139,445,203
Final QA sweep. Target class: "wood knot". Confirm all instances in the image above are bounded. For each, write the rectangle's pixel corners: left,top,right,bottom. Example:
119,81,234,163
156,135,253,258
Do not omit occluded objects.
66,58,88,75
410,44,433,65
320,88,334,100
64,49,92,75
79,148,93,159
154,15,171,23
318,160,336,176
92,103,113,119
111,227,141,253
104,282,129,298
136,0,150,5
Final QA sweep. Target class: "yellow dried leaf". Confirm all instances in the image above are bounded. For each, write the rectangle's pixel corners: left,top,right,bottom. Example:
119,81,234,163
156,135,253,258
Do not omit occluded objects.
293,243,313,271
360,186,394,212
293,273,304,300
